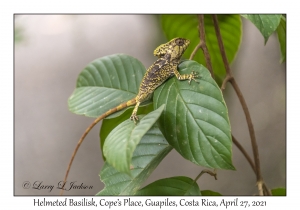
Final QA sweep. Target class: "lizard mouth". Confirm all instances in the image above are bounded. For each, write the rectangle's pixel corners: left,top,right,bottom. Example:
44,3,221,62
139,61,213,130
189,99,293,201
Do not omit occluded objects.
183,39,190,48
183,39,190,50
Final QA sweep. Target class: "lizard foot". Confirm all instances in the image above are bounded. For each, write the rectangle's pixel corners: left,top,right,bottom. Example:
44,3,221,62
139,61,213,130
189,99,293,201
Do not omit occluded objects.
188,71,200,84
130,114,139,124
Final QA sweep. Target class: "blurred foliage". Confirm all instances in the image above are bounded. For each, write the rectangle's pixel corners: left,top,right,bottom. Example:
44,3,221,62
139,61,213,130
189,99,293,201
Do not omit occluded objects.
271,188,286,196
14,26,24,44
160,14,242,85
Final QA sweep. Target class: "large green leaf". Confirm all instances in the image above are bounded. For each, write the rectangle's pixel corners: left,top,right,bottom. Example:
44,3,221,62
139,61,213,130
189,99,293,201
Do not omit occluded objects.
100,104,154,160
103,105,165,174
68,54,146,118
242,14,282,44
135,176,201,195
276,16,286,63
153,60,234,170
97,124,172,195
161,14,242,83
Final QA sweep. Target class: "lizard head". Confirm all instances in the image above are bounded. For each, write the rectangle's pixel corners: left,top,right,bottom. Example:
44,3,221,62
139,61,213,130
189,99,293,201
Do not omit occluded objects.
153,38,190,59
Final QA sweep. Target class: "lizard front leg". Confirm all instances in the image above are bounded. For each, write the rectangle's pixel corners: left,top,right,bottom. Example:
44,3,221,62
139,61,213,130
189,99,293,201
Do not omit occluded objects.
173,69,200,84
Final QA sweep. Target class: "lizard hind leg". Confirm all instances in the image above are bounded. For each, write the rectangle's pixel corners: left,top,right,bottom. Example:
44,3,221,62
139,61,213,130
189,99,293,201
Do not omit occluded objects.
130,101,140,124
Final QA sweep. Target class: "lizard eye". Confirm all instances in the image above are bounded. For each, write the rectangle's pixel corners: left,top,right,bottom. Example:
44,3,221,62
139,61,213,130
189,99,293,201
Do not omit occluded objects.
176,39,184,46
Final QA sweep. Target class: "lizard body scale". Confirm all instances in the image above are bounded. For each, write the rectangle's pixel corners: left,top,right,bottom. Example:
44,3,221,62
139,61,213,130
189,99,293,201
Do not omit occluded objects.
61,37,199,195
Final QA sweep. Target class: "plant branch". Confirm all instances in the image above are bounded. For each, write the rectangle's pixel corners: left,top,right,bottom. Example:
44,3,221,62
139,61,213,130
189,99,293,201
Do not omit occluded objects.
194,169,217,182
212,14,264,196
190,14,214,79
190,42,203,60
232,135,271,195
232,135,255,172
230,78,263,195
221,74,233,90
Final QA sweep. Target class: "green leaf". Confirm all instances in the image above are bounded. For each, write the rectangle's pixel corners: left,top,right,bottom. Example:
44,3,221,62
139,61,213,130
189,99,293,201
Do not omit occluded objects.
103,104,166,174
100,104,154,160
242,14,282,44
271,188,286,196
201,190,222,196
161,14,242,83
135,176,201,195
68,54,146,118
153,60,234,170
276,16,286,63
97,124,172,195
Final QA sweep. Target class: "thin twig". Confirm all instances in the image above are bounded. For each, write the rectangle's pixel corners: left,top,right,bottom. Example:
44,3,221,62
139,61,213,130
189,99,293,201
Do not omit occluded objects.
190,41,203,60
194,169,217,182
212,14,264,196
197,14,213,76
232,135,271,195
230,78,263,196
189,14,214,79
263,184,272,196
232,135,255,172
221,74,233,90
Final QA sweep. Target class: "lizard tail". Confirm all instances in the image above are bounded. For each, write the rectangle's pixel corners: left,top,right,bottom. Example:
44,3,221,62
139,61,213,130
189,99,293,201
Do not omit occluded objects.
60,98,137,195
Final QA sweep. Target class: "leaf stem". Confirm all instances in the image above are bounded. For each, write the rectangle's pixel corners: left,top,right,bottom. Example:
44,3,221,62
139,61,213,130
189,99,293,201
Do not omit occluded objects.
189,14,214,79
232,135,271,195
212,14,265,196
232,135,255,172
189,42,202,61
194,169,217,182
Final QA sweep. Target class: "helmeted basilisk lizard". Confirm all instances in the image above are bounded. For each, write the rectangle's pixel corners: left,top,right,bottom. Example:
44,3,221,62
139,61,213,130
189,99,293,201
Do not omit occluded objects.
61,37,199,195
